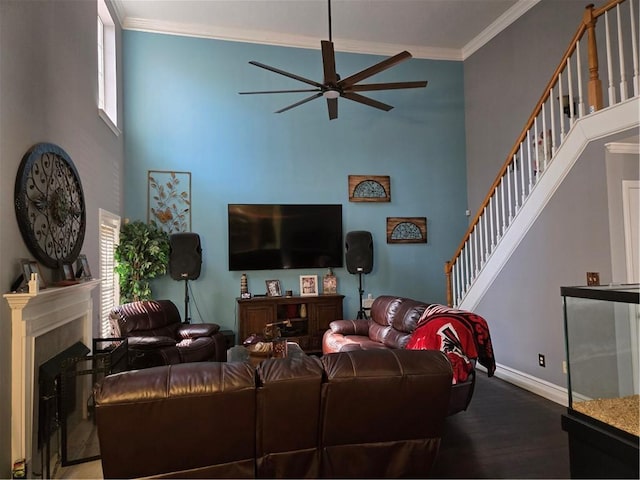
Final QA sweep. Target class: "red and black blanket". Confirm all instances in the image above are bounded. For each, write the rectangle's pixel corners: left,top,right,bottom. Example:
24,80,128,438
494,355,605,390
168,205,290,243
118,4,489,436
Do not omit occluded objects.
406,304,496,384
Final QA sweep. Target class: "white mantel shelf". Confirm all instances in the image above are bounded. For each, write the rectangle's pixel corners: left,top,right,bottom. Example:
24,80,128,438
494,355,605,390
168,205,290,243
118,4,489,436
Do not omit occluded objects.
4,279,100,472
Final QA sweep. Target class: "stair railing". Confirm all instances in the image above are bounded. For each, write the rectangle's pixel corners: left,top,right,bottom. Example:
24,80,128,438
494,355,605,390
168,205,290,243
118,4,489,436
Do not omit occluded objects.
445,0,638,307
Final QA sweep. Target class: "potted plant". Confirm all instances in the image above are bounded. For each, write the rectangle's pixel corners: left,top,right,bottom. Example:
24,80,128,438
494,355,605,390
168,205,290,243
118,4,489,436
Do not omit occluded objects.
114,220,170,303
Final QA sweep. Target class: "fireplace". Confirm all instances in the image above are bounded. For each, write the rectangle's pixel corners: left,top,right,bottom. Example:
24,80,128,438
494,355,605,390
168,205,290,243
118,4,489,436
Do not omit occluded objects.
3,280,100,478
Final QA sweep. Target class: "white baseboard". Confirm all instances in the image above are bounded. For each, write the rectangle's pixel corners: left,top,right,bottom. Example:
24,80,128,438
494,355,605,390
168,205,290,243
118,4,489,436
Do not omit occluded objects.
477,362,569,407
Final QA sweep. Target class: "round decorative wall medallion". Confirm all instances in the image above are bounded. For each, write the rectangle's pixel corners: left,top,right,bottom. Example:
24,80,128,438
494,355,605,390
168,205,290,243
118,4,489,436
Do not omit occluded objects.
14,143,86,268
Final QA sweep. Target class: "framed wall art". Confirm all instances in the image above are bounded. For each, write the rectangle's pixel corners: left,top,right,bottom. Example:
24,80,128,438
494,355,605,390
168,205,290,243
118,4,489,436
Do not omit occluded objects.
386,217,427,244
148,170,191,234
348,175,391,202
300,275,318,296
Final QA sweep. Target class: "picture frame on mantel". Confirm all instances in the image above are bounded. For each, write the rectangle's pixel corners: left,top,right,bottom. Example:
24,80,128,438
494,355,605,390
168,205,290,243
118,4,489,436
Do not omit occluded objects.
348,175,391,202
20,258,47,289
386,217,427,244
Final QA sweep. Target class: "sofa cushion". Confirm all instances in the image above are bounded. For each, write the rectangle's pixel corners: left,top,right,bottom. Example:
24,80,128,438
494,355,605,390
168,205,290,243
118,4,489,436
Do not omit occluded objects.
368,296,429,348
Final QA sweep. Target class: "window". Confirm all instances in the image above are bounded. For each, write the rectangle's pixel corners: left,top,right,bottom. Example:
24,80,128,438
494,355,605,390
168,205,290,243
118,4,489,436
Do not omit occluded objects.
97,0,118,134
99,209,120,338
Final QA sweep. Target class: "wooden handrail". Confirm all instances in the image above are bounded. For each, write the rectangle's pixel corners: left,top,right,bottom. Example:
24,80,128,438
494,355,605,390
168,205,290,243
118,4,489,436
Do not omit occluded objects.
445,0,625,306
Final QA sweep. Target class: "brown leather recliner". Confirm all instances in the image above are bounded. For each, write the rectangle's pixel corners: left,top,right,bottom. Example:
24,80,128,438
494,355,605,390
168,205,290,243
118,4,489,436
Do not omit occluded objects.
109,299,226,369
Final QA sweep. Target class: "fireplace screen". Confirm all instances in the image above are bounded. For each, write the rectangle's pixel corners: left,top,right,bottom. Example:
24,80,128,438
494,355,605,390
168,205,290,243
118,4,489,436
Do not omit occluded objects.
38,338,128,475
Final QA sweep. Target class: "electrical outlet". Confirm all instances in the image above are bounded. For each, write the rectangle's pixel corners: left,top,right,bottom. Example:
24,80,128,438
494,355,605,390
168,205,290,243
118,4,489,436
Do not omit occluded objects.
538,354,546,367
562,360,568,374
587,272,600,286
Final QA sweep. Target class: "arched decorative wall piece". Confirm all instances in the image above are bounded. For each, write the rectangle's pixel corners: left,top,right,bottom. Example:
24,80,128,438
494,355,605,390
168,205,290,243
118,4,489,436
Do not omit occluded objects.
386,217,427,244
348,175,391,202
14,143,86,268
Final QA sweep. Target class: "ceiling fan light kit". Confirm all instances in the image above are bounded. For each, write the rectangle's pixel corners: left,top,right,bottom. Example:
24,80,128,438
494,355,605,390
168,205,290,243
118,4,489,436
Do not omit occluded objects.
239,0,427,120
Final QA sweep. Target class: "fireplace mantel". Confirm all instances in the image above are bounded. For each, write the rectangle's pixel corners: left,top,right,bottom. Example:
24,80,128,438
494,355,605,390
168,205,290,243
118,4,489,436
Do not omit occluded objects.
4,279,100,472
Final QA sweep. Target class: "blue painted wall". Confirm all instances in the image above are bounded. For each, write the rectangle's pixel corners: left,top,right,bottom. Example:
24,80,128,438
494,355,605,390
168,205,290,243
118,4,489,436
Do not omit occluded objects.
123,30,467,330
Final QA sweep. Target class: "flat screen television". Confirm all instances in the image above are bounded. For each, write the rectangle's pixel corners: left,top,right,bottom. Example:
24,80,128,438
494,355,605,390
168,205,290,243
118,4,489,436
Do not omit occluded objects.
228,204,343,271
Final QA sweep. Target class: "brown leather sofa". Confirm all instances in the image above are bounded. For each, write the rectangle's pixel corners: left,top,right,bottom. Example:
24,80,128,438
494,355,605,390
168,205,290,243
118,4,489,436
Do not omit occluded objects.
94,349,453,478
109,299,226,369
322,295,495,416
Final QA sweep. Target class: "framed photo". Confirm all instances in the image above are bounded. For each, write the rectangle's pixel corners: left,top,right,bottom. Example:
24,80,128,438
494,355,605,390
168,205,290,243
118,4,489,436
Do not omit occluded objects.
61,262,75,281
348,175,391,202
323,271,337,294
21,259,46,289
386,217,427,244
148,170,191,234
265,279,282,297
76,254,92,280
300,275,318,297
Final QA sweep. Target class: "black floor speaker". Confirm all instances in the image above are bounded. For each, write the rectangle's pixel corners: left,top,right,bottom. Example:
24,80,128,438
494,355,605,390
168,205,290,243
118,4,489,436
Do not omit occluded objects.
345,231,373,274
169,233,202,280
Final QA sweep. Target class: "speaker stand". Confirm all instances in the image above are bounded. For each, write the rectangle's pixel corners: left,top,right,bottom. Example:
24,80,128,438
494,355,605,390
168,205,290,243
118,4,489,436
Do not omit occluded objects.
356,271,367,320
183,279,191,324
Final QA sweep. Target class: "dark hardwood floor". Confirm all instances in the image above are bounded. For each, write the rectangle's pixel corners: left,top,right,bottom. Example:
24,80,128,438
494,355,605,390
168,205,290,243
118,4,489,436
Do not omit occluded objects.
430,372,571,479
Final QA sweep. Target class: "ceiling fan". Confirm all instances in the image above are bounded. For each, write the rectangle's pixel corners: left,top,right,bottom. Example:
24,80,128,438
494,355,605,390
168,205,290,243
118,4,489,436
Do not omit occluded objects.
238,0,428,120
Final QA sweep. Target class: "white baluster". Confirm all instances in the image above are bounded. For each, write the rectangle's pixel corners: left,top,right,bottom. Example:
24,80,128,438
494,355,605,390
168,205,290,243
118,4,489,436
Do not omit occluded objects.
549,86,557,156
531,118,538,181
576,40,585,117
519,142,526,203
630,0,639,96
490,192,497,249
473,228,479,276
605,11,616,106
617,4,628,101
558,74,566,140
500,175,506,236
513,154,520,213
507,166,513,222
567,57,575,128
542,107,549,173
465,240,471,290
478,215,485,266
483,207,489,259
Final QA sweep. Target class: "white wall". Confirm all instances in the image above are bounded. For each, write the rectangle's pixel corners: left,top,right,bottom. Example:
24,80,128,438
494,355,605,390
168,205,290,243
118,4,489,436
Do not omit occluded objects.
0,1,124,475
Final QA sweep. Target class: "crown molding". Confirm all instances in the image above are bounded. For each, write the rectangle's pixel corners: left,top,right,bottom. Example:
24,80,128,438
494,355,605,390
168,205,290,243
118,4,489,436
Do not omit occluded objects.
605,142,640,154
462,0,540,60
118,0,539,62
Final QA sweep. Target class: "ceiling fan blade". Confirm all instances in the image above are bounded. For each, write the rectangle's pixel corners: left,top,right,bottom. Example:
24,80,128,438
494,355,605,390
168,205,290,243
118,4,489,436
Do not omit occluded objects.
348,80,428,92
249,61,324,89
327,97,338,120
275,92,323,114
321,40,338,85
338,51,412,88
239,88,321,95
342,92,393,111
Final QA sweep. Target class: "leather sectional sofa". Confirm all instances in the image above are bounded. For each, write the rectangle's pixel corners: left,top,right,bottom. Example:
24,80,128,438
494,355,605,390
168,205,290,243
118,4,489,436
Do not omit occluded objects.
94,348,453,478
322,295,496,416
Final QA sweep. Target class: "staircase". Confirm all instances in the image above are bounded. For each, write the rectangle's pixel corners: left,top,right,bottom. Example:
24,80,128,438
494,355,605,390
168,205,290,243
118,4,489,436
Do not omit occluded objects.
446,0,639,310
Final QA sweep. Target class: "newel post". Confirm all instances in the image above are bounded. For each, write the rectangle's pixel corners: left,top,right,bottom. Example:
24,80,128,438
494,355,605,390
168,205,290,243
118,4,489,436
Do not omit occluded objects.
444,261,453,307
584,3,603,112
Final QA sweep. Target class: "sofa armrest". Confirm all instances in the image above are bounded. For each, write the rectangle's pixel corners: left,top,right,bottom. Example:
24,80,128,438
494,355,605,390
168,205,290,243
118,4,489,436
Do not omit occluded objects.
127,335,176,350
329,319,370,336
177,323,221,339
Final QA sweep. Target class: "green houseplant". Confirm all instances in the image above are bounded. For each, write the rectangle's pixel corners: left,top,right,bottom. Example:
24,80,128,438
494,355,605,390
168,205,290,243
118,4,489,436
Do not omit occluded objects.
114,220,170,303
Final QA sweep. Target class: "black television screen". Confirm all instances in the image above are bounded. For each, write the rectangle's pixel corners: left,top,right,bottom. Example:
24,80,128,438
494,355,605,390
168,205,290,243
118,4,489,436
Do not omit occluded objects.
228,204,343,271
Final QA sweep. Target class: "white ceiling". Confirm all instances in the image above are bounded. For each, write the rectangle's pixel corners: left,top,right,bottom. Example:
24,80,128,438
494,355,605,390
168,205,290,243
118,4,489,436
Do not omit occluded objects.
112,0,540,60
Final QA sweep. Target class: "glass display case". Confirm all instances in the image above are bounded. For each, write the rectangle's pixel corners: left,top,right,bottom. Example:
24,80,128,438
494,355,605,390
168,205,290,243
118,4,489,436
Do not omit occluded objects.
560,284,639,479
